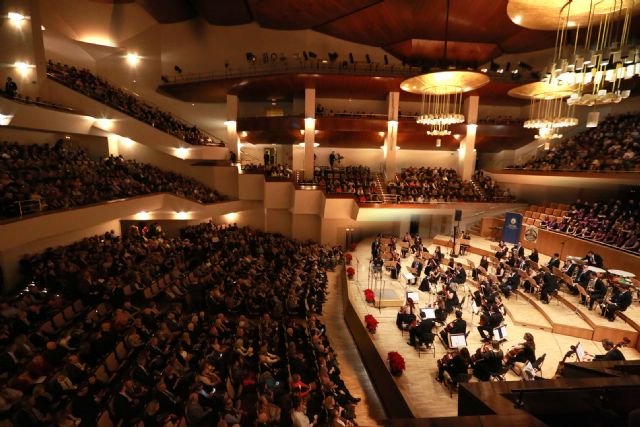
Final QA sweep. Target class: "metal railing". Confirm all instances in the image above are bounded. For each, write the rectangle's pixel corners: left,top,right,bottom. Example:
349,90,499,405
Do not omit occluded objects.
13,199,44,217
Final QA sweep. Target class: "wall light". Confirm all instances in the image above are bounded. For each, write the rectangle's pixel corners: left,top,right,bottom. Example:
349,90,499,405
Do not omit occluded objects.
436,138,442,147
121,137,134,147
136,211,151,220
175,147,189,159
223,120,237,127
0,114,14,126
240,131,247,137
174,211,190,220
379,145,399,150
467,123,478,130
94,118,114,131
300,129,305,135
378,131,385,137
14,61,33,75
388,120,398,127
297,142,320,147
304,117,316,127
8,12,25,26
126,52,140,66
225,212,238,222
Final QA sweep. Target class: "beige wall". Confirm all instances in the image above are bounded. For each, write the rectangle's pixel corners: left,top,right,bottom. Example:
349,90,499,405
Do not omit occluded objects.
238,174,265,201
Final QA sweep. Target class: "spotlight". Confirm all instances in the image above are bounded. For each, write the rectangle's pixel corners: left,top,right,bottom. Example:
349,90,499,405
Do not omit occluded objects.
174,65,182,74
126,52,140,66
245,52,256,63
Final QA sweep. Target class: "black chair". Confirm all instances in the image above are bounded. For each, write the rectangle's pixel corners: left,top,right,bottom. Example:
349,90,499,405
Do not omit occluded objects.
489,365,510,381
444,371,472,397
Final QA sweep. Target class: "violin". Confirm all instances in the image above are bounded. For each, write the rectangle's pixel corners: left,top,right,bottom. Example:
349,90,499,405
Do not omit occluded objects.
472,341,493,363
437,350,458,369
444,319,457,333
503,343,526,364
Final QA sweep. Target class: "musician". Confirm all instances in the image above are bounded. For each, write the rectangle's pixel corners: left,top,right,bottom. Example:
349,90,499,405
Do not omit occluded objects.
495,263,506,282
372,255,383,275
433,246,444,262
512,242,525,258
439,310,466,345
409,258,423,284
472,255,489,280
499,270,520,298
593,339,625,361
540,272,559,304
407,311,434,347
587,272,606,310
547,253,561,270
433,299,447,324
371,238,381,258
396,298,416,330
443,284,459,314
418,274,431,292
562,260,579,277
436,347,471,383
576,267,591,304
453,263,466,285
477,305,503,341
503,333,536,373
424,257,439,277
601,285,632,321
583,250,603,268
472,340,504,381
391,259,401,280
528,248,539,264
495,242,508,260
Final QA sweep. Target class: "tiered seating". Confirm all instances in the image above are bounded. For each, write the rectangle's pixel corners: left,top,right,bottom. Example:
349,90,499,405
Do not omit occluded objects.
0,224,353,427
522,198,639,253
508,112,640,171
0,141,226,218
46,61,219,146
307,166,377,202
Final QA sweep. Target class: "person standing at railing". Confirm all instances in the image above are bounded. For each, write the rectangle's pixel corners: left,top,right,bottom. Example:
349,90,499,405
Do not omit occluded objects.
5,77,17,98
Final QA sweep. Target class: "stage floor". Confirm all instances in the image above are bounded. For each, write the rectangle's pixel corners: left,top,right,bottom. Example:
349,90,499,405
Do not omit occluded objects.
347,237,640,418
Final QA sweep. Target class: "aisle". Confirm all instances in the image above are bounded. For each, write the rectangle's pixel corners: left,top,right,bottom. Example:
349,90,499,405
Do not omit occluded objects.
321,271,386,426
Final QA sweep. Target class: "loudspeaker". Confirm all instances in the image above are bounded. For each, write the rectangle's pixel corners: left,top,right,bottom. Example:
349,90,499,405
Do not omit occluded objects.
454,210,462,221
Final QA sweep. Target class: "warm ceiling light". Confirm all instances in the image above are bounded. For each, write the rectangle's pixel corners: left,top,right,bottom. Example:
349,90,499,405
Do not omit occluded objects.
436,138,442,147
513,15,522,24
175,147,189,159
300,129,305,135
240,131,247,137
126,52,140,66
14,61,32,74
40,25,45,31
121,137,134,146
94,118,114,130
297,142,320,147
378,131,385,137
136,211,151,220
0,114,14,126
174,211,189,220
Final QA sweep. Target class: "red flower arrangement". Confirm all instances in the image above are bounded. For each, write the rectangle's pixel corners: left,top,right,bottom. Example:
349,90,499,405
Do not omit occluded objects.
346,267,356,279
388,351,406,376
345,253,353,265
364,288,375,304
364,314,379,333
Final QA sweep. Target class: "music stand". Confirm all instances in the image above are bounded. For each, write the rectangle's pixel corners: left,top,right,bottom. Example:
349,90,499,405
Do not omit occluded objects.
448,333,467,349
575,342,586,362
406,291,419,304
493,325,508,341
420,308,436,319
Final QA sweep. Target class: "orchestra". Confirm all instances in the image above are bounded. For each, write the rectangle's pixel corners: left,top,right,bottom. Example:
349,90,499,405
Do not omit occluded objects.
365,232,635,388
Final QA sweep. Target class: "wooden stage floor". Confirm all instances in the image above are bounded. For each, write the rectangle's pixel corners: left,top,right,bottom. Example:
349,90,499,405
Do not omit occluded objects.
345,237,640,419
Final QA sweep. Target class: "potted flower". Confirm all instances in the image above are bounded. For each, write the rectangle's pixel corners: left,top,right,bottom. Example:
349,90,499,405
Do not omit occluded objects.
388,351,406,376
347,267,356,280
345,253,353,265
364,288,375,304
364,314,379,333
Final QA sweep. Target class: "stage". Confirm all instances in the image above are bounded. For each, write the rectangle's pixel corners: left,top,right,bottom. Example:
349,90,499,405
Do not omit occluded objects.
345,236,640,418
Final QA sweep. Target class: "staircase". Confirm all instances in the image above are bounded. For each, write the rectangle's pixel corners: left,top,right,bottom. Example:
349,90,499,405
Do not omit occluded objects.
470,178,486,199
370,172,398,203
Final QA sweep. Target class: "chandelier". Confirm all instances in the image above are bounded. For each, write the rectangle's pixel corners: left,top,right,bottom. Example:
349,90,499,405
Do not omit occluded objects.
401,71,490,135
508,0,640,107
509,81,579,137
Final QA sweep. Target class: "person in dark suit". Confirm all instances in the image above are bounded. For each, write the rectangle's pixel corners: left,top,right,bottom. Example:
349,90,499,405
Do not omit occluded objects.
499,270,520,298
513,243,525,258
602,286,632,321
540,272,560,304
593,339,625,361
473,340,504,381
408,311,434,346
587,273,607,310
477,306,503,340
439,310,466,344
528,248,539,264
0,344,19,375
454,263,466,284
547,253,561,270
583,250,603,268
132,356,154,388
112,380,141,424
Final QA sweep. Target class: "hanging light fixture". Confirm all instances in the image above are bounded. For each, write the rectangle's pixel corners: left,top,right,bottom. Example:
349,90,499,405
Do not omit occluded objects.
400,0,489,136
509,81,579,137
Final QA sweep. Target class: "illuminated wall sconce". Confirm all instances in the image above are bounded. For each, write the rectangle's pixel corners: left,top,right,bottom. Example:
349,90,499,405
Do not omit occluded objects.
388,120,398,127
379,145,399,150
544,142,550,150
300,129,305,135
121,137,134,147
126,52,140,66
378,131,385,137
586,111,600,128
240,131,247,137
14,61,34,75
453,134,461,140
94,117,114,131
0,114,14,126
223,120,236,126
436,138,442,147
174,211,190,220
297,142,320,148
466,123,478,130
136,211,151,220
225,212,238,222
304,117,316,127
175,147,189,159
8,12,26,26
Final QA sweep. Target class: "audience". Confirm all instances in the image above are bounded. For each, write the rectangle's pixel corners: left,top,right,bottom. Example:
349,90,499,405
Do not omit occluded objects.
0,141,226,218
309,166,378,202
1,223,354,426
540,197,640,253
47,61,219,146
509,112,640,171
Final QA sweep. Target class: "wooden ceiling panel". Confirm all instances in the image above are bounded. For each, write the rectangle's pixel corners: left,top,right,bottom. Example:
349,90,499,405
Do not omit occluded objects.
385,39,501,65
135,0,196,23
249,0,381,30
189,0,252,25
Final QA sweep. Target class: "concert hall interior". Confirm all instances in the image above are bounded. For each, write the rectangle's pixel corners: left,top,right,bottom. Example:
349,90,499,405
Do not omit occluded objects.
2,1,640,426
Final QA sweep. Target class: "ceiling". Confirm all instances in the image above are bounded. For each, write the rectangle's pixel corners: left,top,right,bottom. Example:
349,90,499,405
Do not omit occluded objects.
116,0,562,66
